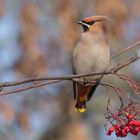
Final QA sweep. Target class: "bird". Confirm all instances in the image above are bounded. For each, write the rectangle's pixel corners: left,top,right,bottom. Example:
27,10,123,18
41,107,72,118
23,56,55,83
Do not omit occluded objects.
72,15,111,113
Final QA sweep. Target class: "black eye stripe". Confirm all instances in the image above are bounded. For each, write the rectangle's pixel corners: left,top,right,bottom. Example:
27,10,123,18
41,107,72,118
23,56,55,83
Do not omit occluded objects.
88,21,95,25
82,20,95,25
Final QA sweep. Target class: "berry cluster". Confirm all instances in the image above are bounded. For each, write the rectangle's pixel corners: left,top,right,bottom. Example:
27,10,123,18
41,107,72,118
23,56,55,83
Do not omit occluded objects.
106,114,140,137
105,101,140,138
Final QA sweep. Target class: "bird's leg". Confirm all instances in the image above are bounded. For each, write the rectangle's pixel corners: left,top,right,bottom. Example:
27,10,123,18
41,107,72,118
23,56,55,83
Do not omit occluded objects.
95,73,104,85
95,78,100,85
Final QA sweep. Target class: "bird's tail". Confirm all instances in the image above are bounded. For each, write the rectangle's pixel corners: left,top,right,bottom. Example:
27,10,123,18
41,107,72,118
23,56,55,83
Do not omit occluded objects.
75,100,86,113
87,83,99,101
74,83,91,113
74,82,100,112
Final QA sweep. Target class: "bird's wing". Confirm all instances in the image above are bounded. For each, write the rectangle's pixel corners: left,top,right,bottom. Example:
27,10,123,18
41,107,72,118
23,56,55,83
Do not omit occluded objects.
73,81,77,100
87,84,98,101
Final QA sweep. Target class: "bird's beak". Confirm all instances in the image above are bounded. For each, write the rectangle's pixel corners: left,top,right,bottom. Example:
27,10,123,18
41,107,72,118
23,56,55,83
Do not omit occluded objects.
78,21,89,28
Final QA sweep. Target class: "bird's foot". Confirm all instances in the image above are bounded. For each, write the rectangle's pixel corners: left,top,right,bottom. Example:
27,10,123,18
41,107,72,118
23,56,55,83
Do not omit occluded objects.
95,78,100,84
83,79,89,85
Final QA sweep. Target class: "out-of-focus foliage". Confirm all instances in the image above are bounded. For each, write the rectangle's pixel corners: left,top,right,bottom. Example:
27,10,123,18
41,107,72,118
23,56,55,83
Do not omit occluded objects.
0,0,140,140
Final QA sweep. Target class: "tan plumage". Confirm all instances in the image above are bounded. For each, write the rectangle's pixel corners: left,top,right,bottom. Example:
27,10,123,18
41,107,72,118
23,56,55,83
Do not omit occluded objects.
72,15,111,112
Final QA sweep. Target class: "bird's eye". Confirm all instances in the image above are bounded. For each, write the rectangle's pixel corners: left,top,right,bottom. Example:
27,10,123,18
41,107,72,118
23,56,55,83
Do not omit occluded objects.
87,20,95,25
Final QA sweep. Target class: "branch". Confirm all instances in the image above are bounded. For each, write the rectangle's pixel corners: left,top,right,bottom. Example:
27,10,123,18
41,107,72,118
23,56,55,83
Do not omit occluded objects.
110,41,140,59
0,41,139,95
0,80,61,96
0,55,139,88
109,55,139,73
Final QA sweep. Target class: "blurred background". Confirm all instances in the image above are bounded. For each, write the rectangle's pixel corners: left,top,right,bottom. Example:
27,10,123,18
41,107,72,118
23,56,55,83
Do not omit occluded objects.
0,0,140,140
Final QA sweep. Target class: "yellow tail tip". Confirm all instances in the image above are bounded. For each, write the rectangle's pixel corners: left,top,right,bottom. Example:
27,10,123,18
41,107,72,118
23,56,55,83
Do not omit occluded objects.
74,107,86,113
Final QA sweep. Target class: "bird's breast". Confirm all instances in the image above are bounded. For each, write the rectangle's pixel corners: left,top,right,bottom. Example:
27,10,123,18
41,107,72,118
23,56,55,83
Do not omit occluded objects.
73,35,110,79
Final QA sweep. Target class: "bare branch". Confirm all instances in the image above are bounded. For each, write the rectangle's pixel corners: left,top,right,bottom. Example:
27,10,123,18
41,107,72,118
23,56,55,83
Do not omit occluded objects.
109,55,139,73
0,55,139,89
111,41,140,59
0,80,61,96
0,41,139,95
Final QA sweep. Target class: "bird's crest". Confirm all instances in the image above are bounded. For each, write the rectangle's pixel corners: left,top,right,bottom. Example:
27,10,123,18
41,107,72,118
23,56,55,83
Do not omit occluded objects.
82,15,111,23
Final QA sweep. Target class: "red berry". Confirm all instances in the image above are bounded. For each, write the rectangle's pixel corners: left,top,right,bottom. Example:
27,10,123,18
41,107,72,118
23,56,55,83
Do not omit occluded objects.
134,120,140,126
128,125,133,130
135,127,140,132
115,131,121,137
124,126,130,133
130,129,138,135
129,120,134,126
121,130,127,137
128,114,134,119
116,130,127,138
109,126,115,132
137,120,140,126
106,131,111,135
116,124,121,131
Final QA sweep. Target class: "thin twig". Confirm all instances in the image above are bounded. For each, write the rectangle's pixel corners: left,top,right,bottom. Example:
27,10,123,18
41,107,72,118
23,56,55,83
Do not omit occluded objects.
109,55,139,73
100,82,129,100
0,80,61,96
0,55,139,88
111,41,140,59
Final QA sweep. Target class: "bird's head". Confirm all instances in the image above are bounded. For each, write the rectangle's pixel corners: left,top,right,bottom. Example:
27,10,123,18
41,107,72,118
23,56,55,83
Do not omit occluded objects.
78,15,111,33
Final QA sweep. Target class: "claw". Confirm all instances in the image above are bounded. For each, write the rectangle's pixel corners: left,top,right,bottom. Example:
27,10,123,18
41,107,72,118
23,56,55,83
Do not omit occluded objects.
83,79,89,85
